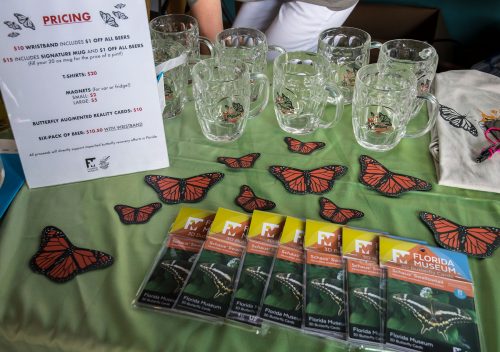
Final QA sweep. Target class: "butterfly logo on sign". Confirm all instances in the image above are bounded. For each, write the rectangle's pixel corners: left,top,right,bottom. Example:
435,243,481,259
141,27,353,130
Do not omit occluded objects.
392,249,411,264
355,239,374,255
261,223,281,238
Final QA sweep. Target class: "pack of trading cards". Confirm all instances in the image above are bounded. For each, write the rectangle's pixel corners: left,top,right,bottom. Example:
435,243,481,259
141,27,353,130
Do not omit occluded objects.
174,208,251,318
227,210,286,326
342,227,385,346
302,220,345,338
134,207,215,310
380,237,481,352
260,216,305,328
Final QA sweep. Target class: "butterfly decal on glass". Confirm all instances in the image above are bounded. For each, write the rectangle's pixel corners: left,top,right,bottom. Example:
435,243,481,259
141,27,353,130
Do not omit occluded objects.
275,92,295,114
269,164,347,195
29,226,114,283
392,293,474,341
115,3,126,9
359,155,432,197
439,104,478,137
114,202,162,225
284,137,325,155
366,112,393,134
100,11,119,27
222,102,244,123
217,153,260,169
419,211,500,258
7,32,20,38
14,13,35,30
319,197,364,225
235,185,276,213
340,69,356,88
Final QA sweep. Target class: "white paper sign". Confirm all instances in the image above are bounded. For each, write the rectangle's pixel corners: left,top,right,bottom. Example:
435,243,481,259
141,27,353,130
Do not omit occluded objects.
0,0,169,188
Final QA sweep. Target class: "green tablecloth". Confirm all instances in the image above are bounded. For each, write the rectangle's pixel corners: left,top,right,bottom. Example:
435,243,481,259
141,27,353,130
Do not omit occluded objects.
0,88,498,352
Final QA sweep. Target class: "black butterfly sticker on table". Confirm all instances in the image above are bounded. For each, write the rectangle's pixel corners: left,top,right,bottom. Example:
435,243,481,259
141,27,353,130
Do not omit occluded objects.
8,32,20,38
439,104,478,137
4,21,21,30
115,3,126,9
100,11,119,27
14,13,35,30
113,11,128,20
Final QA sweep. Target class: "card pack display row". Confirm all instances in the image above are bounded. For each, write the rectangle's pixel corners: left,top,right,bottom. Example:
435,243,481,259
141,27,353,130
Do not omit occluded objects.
133,207,482,352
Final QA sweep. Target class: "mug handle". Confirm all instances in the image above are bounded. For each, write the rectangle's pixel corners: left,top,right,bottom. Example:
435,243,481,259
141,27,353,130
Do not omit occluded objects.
198,36,214,57
404,92,438,138
268,44,286,55
319,85,344,128
248,72,269,118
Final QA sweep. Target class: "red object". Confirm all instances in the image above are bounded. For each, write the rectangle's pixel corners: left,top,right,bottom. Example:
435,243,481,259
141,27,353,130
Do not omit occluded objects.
359,155,431,197
269,165,347,194
29,226,114,283
217,153,260,168
319,197,364,225
284,137,325,155
419,212,500,258
114,202,162,224
145,172,224,204
235,185,276,213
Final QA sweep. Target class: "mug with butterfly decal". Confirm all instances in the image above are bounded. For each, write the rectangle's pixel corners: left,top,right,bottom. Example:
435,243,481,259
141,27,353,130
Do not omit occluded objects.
192,58,269,142
352,63,438,152
377,39,438,136
149,14,214,100
317,27,381,104
151,39,189,119
215,27,285,119
273,52,344,135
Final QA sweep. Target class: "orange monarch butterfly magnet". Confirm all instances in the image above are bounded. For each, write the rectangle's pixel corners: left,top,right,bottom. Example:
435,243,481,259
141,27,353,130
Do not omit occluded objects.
359,155,431,197
269,164,347,195
235,185,276,213
319,197,364,225
29,226,114,283
217,153,260,169
145,172,224,204
284,137,325,155
419,212,500,258
114,202,162,224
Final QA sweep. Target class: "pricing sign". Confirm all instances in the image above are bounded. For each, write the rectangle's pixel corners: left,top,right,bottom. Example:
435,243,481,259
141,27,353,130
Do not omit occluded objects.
0,0,168,188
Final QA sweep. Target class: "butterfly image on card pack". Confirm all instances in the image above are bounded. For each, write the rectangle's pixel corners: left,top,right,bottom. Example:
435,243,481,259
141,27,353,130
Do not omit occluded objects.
359,155,432,197
419,212,500,258
217,153,260,169
319,197,364,225
235,185,276,213
114,202,162,225
269,165,347,195
284,137,325,155
145,172,224,204
439,105,478,137
29,226,114,283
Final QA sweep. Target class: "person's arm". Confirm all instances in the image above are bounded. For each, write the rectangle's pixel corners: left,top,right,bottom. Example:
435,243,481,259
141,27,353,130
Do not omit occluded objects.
189,0,223,42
